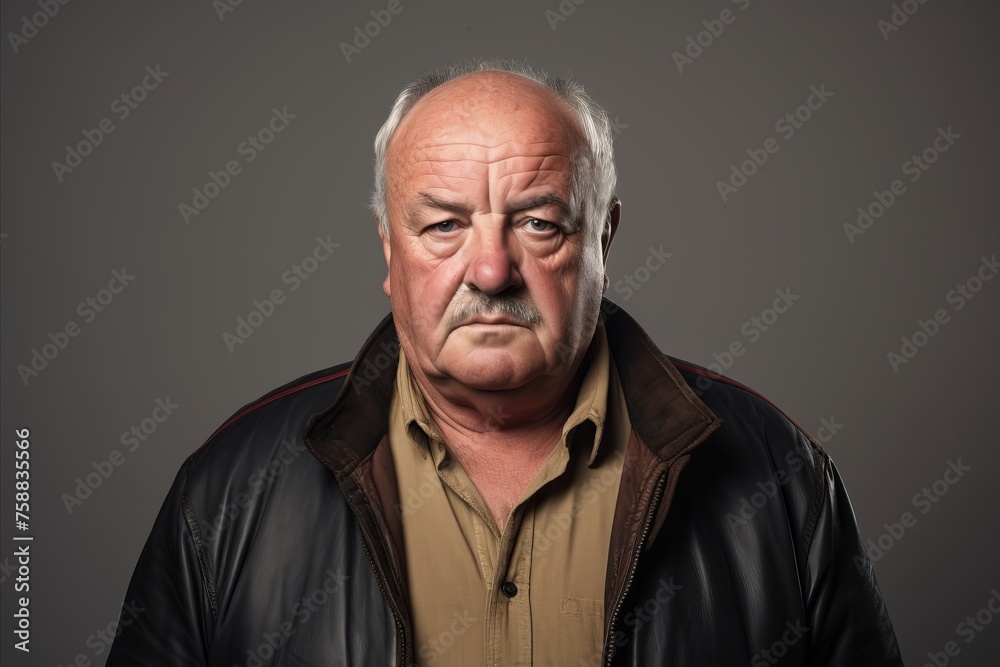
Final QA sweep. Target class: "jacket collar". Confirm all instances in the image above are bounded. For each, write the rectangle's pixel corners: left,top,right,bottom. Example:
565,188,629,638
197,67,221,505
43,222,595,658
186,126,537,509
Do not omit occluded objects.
304,298,721,480
303,309,400,480
600,300,722,462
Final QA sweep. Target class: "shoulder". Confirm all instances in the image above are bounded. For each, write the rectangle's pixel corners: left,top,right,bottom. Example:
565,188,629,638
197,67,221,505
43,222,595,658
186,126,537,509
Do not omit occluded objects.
144,361,362,623
665,356,831,548
201,361,352,451
181,360,352,499
669,355,828,471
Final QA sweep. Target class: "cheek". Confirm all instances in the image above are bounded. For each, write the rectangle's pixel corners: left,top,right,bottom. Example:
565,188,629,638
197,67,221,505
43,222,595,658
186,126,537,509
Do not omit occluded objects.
523,258,584,320
532,247,604,325
391,247,465,332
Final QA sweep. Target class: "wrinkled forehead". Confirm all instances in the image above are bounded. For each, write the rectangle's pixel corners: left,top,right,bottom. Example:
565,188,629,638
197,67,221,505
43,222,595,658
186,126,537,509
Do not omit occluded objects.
401,139,577,188
387,72,586,183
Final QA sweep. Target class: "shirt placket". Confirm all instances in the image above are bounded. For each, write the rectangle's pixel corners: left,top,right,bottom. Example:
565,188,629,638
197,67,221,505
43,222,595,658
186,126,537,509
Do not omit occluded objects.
484,499,534,667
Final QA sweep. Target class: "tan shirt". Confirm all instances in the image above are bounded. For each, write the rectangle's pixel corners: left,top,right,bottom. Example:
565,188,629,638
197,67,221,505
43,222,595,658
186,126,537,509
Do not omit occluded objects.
388,325,632,666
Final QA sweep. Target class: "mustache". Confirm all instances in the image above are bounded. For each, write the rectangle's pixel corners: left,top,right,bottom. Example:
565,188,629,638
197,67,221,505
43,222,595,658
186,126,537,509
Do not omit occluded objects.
448,290,542,328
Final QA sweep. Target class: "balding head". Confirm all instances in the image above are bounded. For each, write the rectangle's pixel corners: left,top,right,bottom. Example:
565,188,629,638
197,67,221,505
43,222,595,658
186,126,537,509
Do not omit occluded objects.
371,60,618,241
386,71,588,238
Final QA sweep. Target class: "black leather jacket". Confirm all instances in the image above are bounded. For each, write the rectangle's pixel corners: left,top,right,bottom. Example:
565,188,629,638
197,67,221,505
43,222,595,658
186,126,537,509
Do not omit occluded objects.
108,302,903,666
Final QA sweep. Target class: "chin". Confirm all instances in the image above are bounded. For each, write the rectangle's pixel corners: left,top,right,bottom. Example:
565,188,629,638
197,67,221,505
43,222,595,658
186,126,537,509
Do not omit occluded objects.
440,348,535,391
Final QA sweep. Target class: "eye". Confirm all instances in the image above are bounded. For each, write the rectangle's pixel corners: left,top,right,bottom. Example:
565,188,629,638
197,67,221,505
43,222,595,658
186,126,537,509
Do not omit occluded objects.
431,220,459,233
525,218,556,232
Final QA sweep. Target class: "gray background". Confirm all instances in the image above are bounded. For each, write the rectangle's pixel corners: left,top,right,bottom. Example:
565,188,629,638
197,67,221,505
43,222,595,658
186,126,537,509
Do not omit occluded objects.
1,0,998,664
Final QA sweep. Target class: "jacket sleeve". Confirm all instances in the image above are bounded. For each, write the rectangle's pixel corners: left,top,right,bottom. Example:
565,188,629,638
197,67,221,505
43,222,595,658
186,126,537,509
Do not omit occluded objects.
106,457,213,665
803,454,904,666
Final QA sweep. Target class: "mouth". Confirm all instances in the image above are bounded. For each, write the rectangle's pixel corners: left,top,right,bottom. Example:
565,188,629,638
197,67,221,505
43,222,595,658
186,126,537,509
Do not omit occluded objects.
460,316,526,327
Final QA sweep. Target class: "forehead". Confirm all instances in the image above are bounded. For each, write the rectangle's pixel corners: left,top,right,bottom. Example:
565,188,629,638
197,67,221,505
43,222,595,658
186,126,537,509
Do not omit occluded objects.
387,72,583,188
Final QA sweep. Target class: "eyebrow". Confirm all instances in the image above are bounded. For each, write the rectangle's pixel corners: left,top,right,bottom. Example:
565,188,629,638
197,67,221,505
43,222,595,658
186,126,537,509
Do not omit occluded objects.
413,193,469,215
508,194,571,215
413,192,572,216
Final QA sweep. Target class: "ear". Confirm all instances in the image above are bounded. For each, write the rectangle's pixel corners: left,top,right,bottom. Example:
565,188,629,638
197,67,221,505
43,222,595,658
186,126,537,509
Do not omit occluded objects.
377,218,391,297
601,197,621,265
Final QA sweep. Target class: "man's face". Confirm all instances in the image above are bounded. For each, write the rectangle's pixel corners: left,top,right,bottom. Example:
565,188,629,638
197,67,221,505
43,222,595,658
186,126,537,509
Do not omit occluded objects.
379,72,615,394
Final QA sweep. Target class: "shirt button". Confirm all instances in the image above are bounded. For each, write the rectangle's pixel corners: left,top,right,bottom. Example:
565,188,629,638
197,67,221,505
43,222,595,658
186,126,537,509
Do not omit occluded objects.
501,581,518,598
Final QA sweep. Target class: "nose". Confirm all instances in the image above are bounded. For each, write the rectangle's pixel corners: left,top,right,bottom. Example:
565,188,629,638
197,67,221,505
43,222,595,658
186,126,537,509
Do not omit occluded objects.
465,223,523,294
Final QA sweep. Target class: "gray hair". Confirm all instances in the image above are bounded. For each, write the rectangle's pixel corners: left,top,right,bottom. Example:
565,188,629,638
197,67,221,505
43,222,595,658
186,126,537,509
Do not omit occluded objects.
370,58,617,239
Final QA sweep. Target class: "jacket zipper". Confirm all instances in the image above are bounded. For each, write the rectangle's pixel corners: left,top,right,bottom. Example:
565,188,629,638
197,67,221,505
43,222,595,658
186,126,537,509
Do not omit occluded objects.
603,471,667,667
358,536,408,666
345,484,410,667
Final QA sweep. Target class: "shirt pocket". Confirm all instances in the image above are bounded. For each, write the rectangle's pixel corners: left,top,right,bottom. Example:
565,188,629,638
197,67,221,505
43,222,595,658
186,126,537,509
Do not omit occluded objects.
560,597,604,663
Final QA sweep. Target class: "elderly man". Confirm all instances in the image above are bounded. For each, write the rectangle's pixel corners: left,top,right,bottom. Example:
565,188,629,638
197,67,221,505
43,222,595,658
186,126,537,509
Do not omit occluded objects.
108,60,903,666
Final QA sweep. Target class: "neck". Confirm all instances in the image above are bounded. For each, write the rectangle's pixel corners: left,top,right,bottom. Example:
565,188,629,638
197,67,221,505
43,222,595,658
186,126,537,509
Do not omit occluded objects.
410,358,588,459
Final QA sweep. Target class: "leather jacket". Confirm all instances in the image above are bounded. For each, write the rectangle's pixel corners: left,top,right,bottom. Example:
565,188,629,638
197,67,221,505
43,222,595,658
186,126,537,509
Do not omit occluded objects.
107,301,903,666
